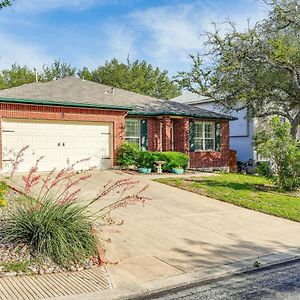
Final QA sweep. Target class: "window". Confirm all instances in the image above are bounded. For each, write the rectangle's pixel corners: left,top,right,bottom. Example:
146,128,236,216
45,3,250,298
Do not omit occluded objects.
194,122,215,151
125,119,141,146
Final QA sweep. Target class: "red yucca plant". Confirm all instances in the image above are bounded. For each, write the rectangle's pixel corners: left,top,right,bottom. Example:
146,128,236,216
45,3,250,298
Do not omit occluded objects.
1,146,150,266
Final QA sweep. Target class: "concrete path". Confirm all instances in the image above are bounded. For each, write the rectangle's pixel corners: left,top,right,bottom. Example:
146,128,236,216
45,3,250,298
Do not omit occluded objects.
79,171,300,289
0,267,111,300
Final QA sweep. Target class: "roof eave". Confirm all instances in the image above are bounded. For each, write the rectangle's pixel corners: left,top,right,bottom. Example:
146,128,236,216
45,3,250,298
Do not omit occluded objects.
128,111,236,121
0,97,133,111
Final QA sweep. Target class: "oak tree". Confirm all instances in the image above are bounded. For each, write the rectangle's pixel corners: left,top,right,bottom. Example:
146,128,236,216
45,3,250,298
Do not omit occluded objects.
176,0,300,138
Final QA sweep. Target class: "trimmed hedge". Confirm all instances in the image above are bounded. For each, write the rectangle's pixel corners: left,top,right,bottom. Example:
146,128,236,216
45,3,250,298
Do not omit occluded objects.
153,151,189,171
118,143,189,171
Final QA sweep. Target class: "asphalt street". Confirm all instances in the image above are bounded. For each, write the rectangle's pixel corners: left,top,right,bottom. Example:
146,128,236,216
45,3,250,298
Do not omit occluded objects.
139,259,300,300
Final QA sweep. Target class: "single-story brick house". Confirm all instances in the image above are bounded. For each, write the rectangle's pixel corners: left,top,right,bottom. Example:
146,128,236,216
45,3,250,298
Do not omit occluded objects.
0,77,234,172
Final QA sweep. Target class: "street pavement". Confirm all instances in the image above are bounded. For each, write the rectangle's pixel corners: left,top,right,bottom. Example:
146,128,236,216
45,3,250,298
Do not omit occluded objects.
140,259,300,300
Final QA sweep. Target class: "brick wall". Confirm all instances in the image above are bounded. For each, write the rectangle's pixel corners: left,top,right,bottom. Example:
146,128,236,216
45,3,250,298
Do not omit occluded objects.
161,116,172,151
0,103,231,171
173,118,189,153
146,117,230,170
147,117,161,151
0,103,126,168
188,121,230,169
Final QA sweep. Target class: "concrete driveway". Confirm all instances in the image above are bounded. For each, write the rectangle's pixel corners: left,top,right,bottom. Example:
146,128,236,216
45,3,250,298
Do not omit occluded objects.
76,170,300,289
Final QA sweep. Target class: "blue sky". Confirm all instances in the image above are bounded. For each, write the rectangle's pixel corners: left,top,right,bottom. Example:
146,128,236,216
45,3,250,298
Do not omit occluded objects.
0,0,268,75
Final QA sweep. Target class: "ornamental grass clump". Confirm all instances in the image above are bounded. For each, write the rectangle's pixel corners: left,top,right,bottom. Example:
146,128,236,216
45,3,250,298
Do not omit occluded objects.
1,146,149,268
2,196,97,266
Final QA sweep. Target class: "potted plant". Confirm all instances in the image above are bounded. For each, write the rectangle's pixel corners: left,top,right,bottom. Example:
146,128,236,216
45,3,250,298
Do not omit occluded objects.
136,151,154,174
172,165,185,174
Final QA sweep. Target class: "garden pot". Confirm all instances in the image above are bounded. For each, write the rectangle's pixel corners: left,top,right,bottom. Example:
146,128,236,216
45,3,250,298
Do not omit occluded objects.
139,168,152,174
172,168,184,174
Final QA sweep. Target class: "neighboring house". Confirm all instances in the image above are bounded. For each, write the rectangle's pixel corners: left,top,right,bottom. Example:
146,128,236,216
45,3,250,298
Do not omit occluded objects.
0,77,234,173
172,92,255,162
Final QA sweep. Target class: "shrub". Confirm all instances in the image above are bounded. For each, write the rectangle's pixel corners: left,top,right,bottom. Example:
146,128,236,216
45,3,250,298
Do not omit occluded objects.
256,161,274,179
117,143,140,168
254,116,300,191
154,152,189,171
136,151,156,169
117,142,190,172
2,196,98,266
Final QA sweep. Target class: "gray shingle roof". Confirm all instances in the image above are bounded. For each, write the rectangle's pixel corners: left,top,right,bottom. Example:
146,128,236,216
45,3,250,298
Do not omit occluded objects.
172,91,213,104
0,77,234,120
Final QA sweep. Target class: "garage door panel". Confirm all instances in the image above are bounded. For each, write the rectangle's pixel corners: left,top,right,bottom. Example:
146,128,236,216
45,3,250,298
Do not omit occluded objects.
2,120,112,173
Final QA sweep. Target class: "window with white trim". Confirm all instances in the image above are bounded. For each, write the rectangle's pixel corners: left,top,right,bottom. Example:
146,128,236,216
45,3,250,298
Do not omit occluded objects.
194,122,215,151
125,118,141,147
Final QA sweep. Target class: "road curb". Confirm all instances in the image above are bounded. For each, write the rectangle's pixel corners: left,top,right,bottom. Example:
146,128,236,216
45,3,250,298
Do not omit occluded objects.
50,248,300,300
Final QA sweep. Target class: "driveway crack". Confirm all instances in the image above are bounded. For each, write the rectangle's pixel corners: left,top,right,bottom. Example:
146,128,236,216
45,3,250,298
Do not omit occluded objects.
153,256,187,273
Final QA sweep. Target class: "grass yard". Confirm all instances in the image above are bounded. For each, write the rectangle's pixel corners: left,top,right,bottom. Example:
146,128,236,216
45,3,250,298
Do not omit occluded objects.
155,173,300,222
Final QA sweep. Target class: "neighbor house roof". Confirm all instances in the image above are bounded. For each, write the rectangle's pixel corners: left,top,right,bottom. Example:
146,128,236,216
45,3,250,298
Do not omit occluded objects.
172,91,214,105
0,77,234,120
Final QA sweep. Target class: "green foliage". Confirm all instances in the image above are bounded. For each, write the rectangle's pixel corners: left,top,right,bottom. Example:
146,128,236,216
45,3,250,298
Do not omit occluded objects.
117,143,190,171
2,196,98,266
0,60,75,90
0,261,31,272
0,64,36,89
154,151,189,171
0,58,180,100
136,151,156,169
254,117,300,191
117,142,140,168
0,181,8,207
41,60,76,81
78,58,181,100
0,0,13,9
156,173,300,222
257,162,274,180
176,0,300,138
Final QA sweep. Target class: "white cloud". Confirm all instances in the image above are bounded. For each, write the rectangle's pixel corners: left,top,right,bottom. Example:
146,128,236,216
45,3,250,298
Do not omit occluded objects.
0,33,53,69
130,3,203,63
125,1,267,74
102,23,136,61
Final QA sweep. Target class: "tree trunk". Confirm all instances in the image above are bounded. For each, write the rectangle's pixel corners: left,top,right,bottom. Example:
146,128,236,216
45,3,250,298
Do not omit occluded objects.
291,111,300,140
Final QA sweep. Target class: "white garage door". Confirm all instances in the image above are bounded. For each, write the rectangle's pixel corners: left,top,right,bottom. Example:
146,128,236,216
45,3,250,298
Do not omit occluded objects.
2,119,112,173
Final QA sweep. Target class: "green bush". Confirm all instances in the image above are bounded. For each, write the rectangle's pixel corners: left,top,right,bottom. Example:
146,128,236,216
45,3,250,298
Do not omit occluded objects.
2,196,98,266
257,161,274,179
154,151,189,171
117,142,140,168
136,151,156,169
254,116,300,191
118,142,190,172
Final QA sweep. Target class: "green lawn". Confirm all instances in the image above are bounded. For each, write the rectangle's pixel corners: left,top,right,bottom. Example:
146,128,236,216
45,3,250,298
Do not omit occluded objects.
155,173,300,222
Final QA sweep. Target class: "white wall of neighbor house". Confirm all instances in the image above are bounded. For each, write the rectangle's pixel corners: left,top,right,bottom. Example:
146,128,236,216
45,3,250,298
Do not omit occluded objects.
189,101,255,161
